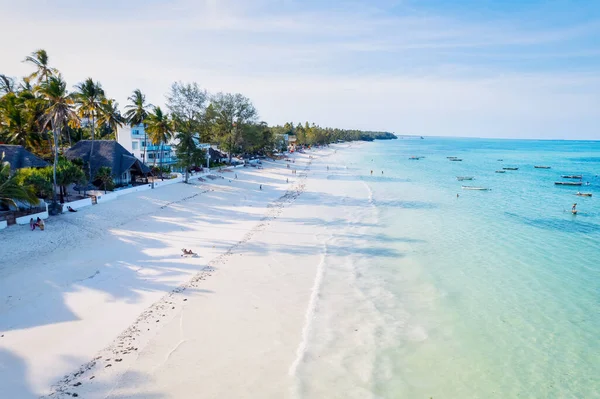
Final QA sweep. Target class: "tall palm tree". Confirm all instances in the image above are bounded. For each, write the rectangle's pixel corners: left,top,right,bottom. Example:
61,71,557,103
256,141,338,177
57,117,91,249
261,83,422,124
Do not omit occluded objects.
23,49,58,84
36,74,77,206
0,93,34,147
0,74,15,95
124,89,152,163
73,78,105,179
98,99,125,141
145,106,174,180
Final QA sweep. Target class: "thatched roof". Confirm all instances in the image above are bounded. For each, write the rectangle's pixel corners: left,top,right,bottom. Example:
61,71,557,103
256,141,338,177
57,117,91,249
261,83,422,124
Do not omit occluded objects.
64,140,151,178
0,145,48,170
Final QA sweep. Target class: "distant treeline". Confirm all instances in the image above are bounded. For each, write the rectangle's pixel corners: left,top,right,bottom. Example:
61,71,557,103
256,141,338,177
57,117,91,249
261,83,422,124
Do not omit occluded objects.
271,122,397,146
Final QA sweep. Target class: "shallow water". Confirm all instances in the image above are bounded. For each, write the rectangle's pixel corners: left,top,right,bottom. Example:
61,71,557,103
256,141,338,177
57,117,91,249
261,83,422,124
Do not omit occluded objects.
297,138,600,398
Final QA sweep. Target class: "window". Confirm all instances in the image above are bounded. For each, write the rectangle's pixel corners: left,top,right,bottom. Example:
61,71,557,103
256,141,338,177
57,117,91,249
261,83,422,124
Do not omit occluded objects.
132,142,138,150
148,154,154,159
164,152,169,157
141,141,146,147
132,129,139,135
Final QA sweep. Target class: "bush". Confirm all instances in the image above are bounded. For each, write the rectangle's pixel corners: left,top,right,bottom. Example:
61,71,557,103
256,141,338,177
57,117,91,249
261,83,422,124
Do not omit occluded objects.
14,168,52,199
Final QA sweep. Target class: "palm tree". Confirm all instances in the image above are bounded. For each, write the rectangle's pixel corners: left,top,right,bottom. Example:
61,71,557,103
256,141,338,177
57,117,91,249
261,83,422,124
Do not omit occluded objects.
0,154,40,208
73,78,105,179
23,49,58,84
98,99,125,141
0,74,15,95
124,89,152,163
36,74,77,208
0,93,34,147
145,106,174,180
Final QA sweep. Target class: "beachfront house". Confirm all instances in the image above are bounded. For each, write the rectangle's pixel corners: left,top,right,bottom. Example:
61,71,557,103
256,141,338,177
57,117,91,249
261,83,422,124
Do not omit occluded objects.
117,124,177,168
64,140,151,186
0,144,49,172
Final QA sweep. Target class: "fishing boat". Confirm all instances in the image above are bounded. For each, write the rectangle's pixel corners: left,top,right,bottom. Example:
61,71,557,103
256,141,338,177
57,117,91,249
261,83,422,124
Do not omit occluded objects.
503,167,519,170
461,186,490,191
409,156,424,160
555,181,582,186
457,176,474,181
534,166,551,169
495,170,506,173
576,192,593,197
561,175,582,179
450,158,463,161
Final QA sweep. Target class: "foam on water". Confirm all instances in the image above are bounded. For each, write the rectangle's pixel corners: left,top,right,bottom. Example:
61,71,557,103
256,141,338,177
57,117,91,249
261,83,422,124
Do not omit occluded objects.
297,139,600,398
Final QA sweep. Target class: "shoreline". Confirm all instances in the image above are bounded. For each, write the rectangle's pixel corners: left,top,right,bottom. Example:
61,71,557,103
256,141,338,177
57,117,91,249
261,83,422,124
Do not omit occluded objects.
0,142,364,398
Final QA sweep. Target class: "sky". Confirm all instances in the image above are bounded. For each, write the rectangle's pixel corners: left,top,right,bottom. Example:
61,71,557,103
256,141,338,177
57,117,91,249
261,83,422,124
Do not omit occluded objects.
1,0,599,139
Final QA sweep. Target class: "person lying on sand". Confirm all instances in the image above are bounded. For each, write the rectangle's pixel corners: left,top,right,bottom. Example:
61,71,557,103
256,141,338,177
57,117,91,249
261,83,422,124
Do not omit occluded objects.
181,248,198,256
67,206,77,212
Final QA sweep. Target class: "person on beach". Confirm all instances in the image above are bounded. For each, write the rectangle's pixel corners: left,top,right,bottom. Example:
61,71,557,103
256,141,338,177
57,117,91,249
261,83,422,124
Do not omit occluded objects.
286,178,289,183
235,174,237,179
30,218,35,231
370,170,373,175
37,217,45,231
260,184,262,190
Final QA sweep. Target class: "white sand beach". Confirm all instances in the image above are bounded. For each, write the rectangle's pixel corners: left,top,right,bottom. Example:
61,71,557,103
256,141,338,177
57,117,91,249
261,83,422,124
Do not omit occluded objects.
0,143,369,399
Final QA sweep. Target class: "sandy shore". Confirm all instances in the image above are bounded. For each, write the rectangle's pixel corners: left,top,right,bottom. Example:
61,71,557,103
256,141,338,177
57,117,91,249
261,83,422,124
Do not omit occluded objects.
0,143,364,398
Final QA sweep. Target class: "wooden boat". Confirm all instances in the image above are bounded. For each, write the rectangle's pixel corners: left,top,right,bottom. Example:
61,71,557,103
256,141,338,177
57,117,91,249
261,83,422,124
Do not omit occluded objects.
534,166,551,169
576,192,592,197
503,167,519,170
409,156,424,160
495,170,506,173
461,186,490,191
555,181,582,186
561,175,582,179
457,176,474,181
450,158,463,161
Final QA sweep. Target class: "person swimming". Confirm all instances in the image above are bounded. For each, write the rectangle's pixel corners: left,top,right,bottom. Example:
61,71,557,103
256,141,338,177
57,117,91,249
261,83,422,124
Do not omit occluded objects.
572,203,577,214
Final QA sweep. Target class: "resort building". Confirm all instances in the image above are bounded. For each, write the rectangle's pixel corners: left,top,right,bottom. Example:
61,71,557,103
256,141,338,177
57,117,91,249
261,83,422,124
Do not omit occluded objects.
117,124,177,168
0,144,48,172
64,140,151,186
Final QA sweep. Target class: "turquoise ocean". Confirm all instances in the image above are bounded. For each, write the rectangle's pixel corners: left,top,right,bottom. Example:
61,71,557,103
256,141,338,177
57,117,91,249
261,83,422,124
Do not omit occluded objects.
298,138,600,398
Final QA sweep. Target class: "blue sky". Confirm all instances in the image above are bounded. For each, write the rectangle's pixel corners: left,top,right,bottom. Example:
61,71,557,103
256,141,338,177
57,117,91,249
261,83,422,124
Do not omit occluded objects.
1,0,599,139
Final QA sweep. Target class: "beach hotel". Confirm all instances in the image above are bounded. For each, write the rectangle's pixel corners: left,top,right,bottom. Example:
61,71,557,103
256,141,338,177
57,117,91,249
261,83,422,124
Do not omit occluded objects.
117,123,177,168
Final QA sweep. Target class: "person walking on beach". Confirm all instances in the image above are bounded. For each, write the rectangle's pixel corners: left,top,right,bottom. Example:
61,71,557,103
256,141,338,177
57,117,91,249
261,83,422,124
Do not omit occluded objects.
29,218,36,231
370,170,373,175
235,173,237,179
260,184,262,191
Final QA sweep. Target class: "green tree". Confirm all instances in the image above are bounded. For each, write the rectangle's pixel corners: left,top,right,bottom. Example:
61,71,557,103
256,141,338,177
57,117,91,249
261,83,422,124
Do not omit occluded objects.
23,49,58,84
211,92,258,163
166,82,208,183
73,78,105,179
124,89,152,163
97,98,124,141
14,167,52,199
0,74,16,95
145,106,174,180
37,74,78,208
55,159,85,203
94,166,114,193
0,154,40,208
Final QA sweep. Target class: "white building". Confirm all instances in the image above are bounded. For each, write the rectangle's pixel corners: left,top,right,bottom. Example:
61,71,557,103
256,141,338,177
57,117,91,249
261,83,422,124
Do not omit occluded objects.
117,124,177,167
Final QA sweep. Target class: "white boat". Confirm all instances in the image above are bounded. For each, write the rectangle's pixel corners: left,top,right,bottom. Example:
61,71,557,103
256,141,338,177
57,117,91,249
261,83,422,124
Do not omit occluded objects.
457,176,474,181
462,186,490,191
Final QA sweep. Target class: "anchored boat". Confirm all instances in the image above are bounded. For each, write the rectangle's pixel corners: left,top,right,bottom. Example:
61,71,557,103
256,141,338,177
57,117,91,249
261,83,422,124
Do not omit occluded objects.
534,166,551,169
450,158,463,161
503,167,519,171
555,181,582,186
576,192,593,197
561,175,582,179
495,170,506,173
461,186,490,191
457,176,474,181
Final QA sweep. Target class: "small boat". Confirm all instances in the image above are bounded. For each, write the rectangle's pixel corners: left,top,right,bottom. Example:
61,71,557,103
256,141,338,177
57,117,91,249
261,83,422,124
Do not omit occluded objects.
555,181,582,186
561,175,582,179
497,159,503,161
409,156,424,160
450,158,463,161
534,166,551,169
461,186,490,191
503,167,519,171
447,156,458,159
457,176,474,181
576,192,592,197
495,170,506,173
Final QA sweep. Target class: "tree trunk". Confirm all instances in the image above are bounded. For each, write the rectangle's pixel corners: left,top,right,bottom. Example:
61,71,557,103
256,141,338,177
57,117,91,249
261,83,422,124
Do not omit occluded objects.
89,115,95,181
160,141,164,181
59,185,65,204
52,126,58,205
143,128,147,165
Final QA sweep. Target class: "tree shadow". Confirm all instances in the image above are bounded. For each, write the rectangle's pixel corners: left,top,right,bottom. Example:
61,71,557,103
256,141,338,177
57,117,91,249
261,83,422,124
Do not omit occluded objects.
0,348,37,399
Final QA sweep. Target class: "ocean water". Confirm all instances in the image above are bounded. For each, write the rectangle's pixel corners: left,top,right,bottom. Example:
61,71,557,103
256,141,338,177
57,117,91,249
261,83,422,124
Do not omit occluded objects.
297,138,600,398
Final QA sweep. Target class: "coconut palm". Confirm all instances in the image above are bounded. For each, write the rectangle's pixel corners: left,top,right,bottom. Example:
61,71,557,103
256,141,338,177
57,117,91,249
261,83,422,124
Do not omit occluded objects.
0,74,16,95
0,93,34,147
36,74,77,206
23,49,58,84
0,154,40,208
73,78,105,178
145,106,174,179
124,89,152,163
98,99,125,141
